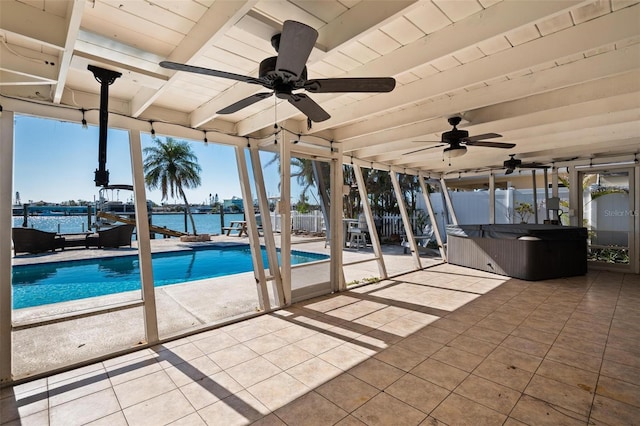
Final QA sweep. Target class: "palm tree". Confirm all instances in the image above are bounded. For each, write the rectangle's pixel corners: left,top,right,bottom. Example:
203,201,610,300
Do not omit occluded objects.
143,137,202,234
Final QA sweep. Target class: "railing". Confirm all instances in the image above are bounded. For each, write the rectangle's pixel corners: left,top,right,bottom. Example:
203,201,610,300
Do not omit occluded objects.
279,211,427,237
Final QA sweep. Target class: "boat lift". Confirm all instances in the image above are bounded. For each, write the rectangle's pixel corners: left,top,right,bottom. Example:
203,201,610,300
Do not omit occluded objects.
96,211,186,238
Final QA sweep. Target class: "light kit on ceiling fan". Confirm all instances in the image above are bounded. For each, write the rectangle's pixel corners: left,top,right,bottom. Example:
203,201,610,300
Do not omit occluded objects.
406,116,516,159
444,145,467,158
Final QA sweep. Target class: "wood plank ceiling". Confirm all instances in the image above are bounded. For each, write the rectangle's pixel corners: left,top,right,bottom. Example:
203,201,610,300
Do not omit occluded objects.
1,0,639,176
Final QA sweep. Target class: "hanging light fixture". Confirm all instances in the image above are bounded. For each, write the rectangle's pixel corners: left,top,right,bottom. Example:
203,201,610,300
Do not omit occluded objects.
81,108,88,129
443,145,467,158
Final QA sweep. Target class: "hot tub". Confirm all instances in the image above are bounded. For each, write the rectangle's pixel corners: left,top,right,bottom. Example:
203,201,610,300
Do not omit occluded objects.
446,224,587,281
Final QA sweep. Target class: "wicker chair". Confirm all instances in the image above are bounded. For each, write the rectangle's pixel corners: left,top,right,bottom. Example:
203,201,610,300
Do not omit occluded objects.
12,228,65,255
86,224,135,248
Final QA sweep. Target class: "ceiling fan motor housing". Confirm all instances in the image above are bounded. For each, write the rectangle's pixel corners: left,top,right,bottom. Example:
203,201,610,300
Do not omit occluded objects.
442,129,469,144
259,56,307,85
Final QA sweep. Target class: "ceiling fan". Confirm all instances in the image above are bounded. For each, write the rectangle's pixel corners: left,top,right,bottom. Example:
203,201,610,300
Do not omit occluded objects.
160,20,396,123
503,154,549,175
405,117,516,158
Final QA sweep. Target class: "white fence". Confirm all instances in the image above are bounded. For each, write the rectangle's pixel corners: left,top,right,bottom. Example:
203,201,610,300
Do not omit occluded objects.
266,187,571,238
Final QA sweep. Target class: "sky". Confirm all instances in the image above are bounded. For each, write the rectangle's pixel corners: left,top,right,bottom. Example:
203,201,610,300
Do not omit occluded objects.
12,115,307,205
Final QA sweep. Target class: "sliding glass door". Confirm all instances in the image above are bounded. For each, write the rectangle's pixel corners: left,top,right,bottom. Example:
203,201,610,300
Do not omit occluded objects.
579,168,636,271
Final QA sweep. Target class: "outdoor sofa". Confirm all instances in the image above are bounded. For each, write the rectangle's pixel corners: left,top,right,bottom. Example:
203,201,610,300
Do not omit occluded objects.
86,224,135,248
12,228,65,255
446,224,587,281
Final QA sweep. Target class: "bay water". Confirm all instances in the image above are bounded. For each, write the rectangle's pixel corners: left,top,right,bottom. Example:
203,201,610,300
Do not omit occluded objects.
12,212,246,237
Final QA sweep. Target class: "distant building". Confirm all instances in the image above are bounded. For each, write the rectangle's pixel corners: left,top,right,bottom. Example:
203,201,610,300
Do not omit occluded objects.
223,196,244,213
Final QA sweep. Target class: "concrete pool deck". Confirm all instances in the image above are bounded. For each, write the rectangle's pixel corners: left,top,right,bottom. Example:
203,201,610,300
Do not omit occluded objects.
10,234,443,379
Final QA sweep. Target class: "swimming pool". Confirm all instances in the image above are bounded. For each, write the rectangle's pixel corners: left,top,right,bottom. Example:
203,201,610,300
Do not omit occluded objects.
12,245,328,309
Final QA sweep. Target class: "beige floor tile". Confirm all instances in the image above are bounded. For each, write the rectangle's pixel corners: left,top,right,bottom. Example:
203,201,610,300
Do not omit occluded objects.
47,364,105,385
250,413,287,426
590,394,640,425
454,375,521,415
414,325,458,344
373,345,427,371
274,391,348,426
226,356,282,388
318,343,371,370
106,356,163,386
247,372,309,411
525,374,593,417
510,325,558,345
207,343,259,369
348,358,405,390
462,325,508,345
191,331,239,354
385,373,450,414
229,324,271,342
501,335,551,358
410,358,469,391
476,317,519,334
0,384,48,424
510,394,587,425
47,370,112,407
262,344,315,370
197,390,270,425
431,393,506,426
554,333,606,358
431,345,484,372
49,388,121,426
335,414,367,425
431,317,471,334
604,346,640,369
166,412,207,425
113,369,177,408
596,375,640,408
448,334,496,357
85,411,128,425
272,323,318,343
123,390,195,426
287,357,343,388
600,359,640,385
3,409,48,426
352,392,426,425
164,355,222,387
316,373,379,412
395,334,444,356
536,358,598,391
293,332,346,355
154,342,206,368
487,346,543,373
243,334,291,355
546,345,602,373
472,358,533,392
179,370,243,410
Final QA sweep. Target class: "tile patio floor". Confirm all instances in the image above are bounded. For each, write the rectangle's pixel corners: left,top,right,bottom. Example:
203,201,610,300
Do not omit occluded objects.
2,264,639,425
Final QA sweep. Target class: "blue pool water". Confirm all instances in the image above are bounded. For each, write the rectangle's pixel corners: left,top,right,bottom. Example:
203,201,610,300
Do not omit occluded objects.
12,245,328,309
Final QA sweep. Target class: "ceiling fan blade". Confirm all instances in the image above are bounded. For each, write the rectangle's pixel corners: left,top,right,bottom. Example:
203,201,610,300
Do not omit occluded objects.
276,21,318,79
465,133,502,142
403,144,446,155
304,77,396,93
217,92,273,114
520,162,549,169
283,93,330,122
465,141,516,149
160,61,266,86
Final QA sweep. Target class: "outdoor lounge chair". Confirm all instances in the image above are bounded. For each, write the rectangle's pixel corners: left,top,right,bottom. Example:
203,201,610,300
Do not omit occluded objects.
12,228,65,255
86,224,135,248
